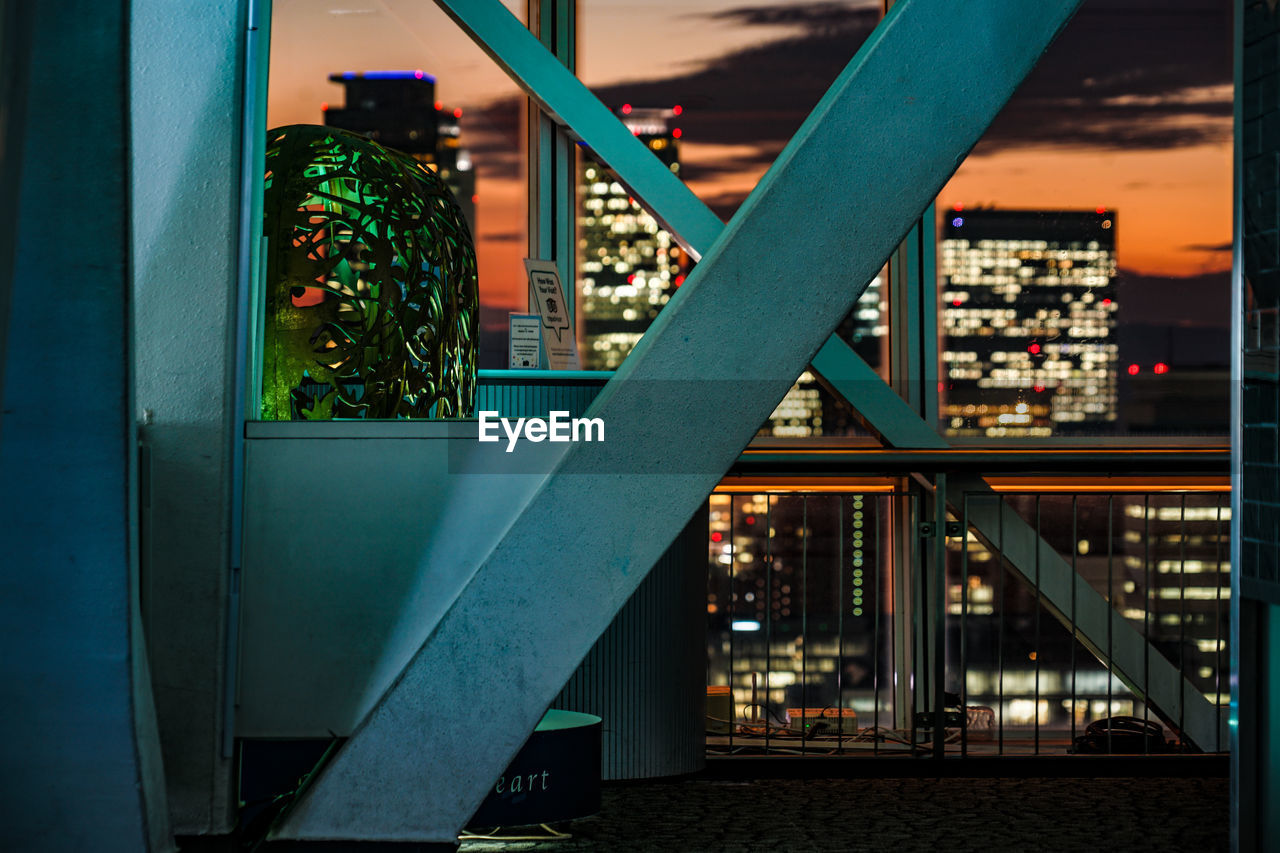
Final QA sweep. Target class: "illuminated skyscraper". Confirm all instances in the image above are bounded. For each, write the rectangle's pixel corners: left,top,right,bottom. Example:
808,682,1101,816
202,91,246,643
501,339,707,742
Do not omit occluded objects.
323,71,476,234
578,107,687,370
940,209,1118,437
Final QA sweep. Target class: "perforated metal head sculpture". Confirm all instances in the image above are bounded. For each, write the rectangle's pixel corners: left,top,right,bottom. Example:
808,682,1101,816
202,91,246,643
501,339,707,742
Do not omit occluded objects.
262,125,478,419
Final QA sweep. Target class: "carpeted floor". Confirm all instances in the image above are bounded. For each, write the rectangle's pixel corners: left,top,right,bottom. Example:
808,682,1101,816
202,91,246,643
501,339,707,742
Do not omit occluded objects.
459,776,1228,853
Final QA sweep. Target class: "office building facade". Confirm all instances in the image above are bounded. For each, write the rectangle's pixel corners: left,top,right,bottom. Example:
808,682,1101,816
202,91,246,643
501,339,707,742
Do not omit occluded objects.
940,209,1118,437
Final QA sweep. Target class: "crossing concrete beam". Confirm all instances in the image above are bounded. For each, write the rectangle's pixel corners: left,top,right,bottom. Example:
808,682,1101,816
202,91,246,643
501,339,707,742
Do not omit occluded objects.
275,0,1083,841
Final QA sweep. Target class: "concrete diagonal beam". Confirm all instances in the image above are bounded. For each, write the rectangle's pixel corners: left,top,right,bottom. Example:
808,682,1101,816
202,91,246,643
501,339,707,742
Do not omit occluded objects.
275,0,1083,841
434,0,942,450
951,477,1228,751
439,0,1221,757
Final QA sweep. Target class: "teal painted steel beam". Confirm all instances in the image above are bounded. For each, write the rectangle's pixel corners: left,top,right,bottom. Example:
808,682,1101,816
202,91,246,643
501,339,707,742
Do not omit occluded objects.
275,0,1083,841
950,477,1228,751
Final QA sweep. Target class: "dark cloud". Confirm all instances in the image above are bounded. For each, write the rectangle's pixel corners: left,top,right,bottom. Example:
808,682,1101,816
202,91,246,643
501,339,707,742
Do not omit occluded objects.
974,0,1231,154
1183,241,1233,252
466,0,1229,216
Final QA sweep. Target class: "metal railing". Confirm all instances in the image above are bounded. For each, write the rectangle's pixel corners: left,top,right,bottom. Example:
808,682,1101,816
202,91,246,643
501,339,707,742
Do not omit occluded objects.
705,451,1231,759
707,490,915,756
953,490,1230,756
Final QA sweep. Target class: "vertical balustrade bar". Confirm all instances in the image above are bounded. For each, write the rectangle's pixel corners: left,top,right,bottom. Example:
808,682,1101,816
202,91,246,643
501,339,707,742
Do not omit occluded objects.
909,493,920,756
933,474,947,761
765,495,773,753
1107,494,1114,755
837,495,846,753
1215,493,1225,753
873,494,882,756
1034,494,1042,755
1179,492,1188,744
728,494,736,753
801,495,809,756
997,495,1005,755
961,493,969,758
1144,492,1152,754
1071,494,1078,748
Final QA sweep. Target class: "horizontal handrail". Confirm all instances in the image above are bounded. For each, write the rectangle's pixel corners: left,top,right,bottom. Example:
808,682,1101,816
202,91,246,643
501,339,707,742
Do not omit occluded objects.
730,447,1229,476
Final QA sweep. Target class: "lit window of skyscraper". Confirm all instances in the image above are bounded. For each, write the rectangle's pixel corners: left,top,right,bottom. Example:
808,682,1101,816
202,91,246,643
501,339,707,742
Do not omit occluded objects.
940,209,1118,437
578,107,686,371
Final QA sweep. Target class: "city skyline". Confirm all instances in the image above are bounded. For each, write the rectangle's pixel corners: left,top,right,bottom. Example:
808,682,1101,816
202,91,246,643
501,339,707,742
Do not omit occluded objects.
267,0,1231,371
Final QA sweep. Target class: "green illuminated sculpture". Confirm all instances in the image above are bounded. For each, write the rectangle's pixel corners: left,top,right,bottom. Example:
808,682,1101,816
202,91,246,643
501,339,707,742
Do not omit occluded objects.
262,125,477,419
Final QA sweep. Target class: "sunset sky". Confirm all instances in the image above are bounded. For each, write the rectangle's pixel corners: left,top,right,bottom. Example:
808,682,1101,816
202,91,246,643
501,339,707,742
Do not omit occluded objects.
268,0,1232,353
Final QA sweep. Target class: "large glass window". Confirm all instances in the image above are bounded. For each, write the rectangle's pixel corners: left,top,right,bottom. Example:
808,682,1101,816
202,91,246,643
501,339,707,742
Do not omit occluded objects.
935,0,1232,438
267,0,529,371
578,1,886,436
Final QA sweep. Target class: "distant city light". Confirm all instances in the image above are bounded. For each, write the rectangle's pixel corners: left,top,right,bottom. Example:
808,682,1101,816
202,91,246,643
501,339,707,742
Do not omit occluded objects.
1154,362,1169,374
453,107,463,118
1028,343,1041,354
672,105,683,115
1128,364,1141,375
434,100,442,110
621,103,632,114
414,69,424,79
1096,206,1106,214
711,531,723,542
953,202,964,212
672,128,682,138
952,217,964,227
731,620,762,632
320,102,328,111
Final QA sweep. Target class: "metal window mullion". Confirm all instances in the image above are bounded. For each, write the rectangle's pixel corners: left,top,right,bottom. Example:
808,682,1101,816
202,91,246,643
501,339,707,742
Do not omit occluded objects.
224,0,273,759
527,0,575,319
916,205,940,428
